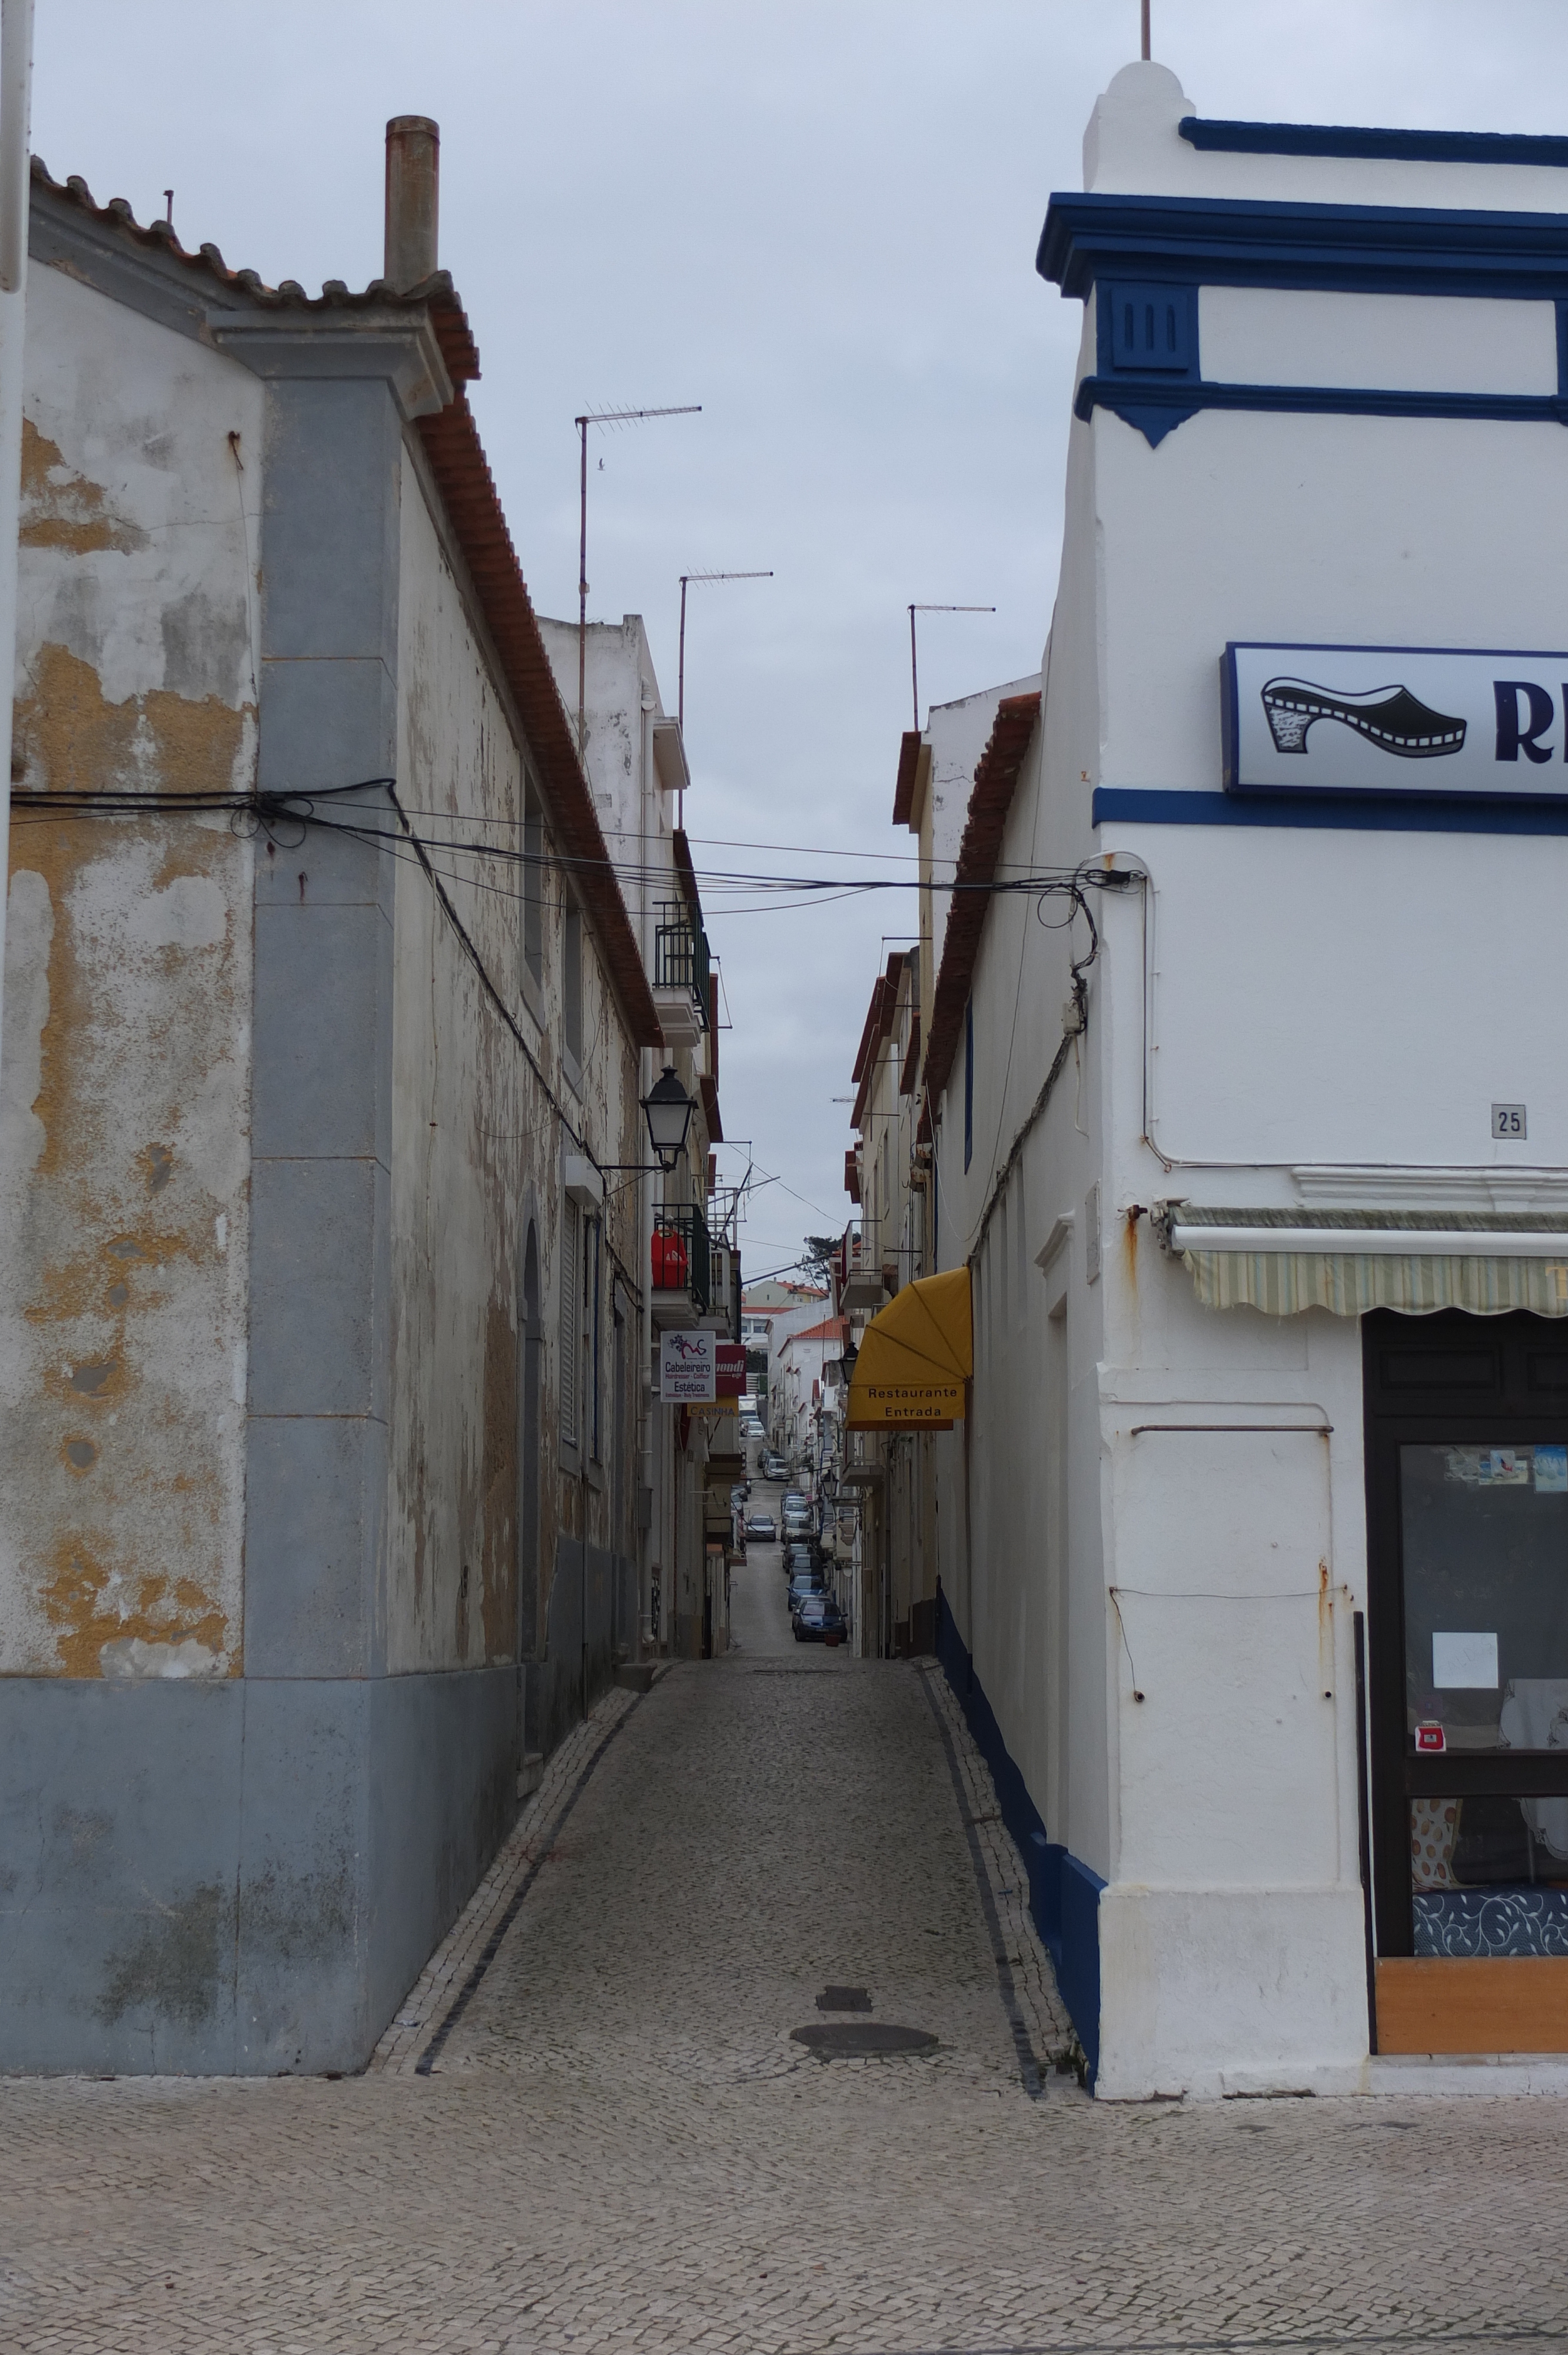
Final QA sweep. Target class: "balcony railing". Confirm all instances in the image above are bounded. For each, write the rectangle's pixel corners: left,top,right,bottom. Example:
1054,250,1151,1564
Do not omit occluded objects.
652,1205,710,1314
653,908,711,1027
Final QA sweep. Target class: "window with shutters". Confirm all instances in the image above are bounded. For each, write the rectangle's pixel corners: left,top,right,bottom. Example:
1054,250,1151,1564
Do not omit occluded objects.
560,1200,579,1450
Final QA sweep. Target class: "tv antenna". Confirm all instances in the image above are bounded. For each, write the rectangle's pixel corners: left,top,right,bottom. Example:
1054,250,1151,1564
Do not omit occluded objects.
574,403,700,754
908,603,996,732
677,569,774,782
1141,1,1151,60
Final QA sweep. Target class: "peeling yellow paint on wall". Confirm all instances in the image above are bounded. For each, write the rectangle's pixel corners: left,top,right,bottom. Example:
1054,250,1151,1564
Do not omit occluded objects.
4,696,248,1676
40,1535,229,1679
13,640,247,802
18,418,148,556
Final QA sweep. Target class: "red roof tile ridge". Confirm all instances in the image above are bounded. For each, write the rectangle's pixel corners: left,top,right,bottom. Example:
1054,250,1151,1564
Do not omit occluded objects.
783,1315,846,1346
921,691,1041,1110
414,391,662,1049
31,158,658,1046
32,157,481,379
892,729,923,828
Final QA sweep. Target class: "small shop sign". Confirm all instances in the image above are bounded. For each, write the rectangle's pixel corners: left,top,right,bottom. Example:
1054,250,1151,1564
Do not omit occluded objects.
1224,642,1568,800
660,1329,715,1404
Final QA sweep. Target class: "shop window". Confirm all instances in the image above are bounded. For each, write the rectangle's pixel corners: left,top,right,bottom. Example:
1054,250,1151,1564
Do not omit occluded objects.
1366,1310,1568,1963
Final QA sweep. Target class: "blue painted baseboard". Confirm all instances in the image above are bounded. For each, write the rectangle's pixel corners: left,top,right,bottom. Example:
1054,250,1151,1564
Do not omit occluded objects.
936,1583,1104,2078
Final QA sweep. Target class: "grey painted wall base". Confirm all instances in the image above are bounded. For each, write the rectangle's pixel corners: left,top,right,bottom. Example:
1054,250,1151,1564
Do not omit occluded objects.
0,1667,518,2075
527,1538,636,1766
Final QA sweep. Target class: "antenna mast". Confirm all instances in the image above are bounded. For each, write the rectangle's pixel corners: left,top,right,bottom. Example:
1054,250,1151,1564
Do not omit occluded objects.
907,602,996,733
677,568,773,733
574,402,700,755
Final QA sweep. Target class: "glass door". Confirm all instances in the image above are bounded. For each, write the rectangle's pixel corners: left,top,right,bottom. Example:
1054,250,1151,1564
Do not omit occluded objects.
1364,1311,1568,1962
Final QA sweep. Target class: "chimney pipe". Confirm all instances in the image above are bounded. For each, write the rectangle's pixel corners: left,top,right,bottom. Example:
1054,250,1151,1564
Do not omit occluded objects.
384,115,439,290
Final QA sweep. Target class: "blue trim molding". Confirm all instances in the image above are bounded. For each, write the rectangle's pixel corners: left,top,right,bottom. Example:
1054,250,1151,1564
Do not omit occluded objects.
1074,374,1568,447
935,1583,1103,2079
1093,785,1568,835
1179,116,1568,170
1041,191,1568,447
1038,191,1568,305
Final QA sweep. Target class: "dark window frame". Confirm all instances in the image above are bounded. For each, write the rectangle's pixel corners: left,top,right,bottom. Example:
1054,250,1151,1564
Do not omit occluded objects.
1363,1306,1568,1956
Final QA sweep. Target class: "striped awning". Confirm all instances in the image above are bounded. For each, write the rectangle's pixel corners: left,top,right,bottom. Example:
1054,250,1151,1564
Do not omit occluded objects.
1160,1206,1568,1318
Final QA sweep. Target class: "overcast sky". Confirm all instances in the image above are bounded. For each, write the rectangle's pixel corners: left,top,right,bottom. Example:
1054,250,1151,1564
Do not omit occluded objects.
34,0,1568,1279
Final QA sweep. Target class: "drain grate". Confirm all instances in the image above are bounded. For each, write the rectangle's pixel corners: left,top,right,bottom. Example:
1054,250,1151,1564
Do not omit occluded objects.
791,2022,937,2058
816,1985,872,2012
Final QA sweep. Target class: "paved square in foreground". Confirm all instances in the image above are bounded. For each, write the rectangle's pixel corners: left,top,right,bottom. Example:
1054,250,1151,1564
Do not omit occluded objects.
3,1556,1566,2353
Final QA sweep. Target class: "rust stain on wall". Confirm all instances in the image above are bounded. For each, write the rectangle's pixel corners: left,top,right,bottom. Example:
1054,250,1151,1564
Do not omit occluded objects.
41,1536,228,1678
19,817,233,1189
18,419,147,556
5,647,248,1677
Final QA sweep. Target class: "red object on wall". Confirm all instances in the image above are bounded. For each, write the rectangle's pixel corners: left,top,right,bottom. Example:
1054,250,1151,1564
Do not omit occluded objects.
652,1225,687,1289
716,1342,745,1398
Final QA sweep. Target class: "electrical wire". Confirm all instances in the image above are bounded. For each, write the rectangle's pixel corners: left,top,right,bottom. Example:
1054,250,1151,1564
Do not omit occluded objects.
9,784,1129,901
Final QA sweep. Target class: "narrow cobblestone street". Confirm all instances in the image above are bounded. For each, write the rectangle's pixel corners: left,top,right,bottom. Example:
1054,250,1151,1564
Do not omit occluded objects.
4,1534,1567,2353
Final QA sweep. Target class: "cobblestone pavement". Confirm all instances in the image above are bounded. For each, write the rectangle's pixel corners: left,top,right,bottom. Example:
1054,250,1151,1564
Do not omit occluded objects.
4,1547,1568,2353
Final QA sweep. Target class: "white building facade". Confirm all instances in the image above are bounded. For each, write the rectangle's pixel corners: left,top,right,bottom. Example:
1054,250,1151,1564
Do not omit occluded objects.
925,63,1568,2095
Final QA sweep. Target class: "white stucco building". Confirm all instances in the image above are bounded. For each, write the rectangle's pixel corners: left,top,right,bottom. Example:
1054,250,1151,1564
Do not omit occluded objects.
916,62,1568,2095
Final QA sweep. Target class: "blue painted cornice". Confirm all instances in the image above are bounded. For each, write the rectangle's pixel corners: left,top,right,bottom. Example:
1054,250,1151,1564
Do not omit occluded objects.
1178,117,1568,169
1037,191,1568,304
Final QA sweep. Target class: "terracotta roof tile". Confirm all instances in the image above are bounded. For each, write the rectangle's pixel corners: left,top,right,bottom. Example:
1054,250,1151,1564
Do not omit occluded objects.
922,692,1041,1107
32,157,661,1050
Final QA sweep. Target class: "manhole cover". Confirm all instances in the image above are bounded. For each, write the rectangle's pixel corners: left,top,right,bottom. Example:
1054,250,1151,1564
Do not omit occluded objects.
816,1986,872,2012
791,2022,937,2058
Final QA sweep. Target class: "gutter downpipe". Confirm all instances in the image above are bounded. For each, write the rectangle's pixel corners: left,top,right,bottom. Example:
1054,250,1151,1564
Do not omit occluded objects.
0,0,34,1067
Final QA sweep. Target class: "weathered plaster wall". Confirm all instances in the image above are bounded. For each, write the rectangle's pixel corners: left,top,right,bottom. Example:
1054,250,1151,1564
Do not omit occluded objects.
391,457,641,1700
0,263,261,1684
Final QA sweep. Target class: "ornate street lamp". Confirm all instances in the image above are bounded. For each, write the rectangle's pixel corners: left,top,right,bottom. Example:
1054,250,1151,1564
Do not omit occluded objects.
642,1065,695,1172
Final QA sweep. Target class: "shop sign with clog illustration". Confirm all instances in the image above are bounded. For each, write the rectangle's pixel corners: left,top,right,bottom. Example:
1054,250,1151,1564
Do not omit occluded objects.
1223,642,1568,801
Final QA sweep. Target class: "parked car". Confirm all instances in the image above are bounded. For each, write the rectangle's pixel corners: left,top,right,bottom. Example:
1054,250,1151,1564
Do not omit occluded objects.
782,1541,818,1575
729,1482,750,1510
745,1514,777,1542
793,1593,848,1645
787,1573,828,1611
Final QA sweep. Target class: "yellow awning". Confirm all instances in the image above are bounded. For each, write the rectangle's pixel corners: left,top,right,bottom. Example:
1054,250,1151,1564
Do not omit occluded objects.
845,1266,972,1429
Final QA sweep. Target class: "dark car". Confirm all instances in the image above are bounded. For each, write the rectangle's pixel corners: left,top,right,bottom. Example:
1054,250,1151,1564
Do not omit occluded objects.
745,1513,777,1542
787,1573,828,1612
793,1593,848,1644
782,1544,818,1579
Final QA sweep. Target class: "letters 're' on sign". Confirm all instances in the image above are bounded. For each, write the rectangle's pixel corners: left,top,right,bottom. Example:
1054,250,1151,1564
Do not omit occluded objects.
1222,642,1568,800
